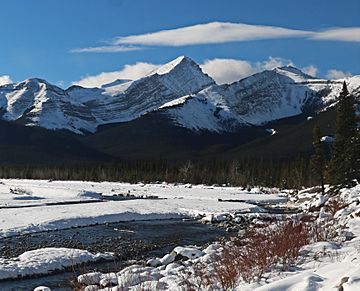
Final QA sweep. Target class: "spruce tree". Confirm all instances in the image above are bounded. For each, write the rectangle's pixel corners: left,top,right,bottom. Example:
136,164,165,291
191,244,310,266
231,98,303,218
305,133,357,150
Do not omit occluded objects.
354,128,360,181
328,81,358,187
311,125,326,194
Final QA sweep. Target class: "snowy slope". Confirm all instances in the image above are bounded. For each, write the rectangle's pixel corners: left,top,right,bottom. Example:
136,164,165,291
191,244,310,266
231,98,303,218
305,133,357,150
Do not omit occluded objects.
0,57,359,134
0,79,97,134
161,66,360,131
0,56,214,134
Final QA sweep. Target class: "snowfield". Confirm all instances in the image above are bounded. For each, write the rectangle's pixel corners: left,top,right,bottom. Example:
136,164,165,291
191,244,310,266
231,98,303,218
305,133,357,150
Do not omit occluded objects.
1,179,359,290
0,179,285,237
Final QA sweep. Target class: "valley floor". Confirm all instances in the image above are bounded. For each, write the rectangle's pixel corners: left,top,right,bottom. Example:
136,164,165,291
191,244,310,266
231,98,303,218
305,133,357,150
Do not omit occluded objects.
0,179,358,290
0,179,284,237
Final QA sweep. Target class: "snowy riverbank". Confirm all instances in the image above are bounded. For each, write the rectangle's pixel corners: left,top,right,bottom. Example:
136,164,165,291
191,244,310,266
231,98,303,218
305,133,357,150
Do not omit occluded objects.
73,184,360,291
0,179,286,237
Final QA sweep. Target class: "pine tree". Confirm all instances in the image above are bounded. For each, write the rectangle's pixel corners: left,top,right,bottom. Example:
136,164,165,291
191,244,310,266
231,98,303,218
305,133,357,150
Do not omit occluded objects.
328,81,358,187
311,125,326,194
354,128,360,182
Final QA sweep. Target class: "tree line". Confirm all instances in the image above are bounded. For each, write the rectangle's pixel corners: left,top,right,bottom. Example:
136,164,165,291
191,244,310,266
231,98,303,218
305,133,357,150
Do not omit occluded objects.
311,81,359,191
0,157,313,189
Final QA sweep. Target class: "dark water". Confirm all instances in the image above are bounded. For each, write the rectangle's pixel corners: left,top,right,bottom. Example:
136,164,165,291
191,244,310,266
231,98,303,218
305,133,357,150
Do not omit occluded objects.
0,219,225,291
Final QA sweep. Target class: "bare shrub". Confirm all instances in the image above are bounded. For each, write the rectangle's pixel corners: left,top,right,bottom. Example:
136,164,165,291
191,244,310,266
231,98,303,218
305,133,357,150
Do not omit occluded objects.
325,198,349,216
309,222,330,241
206,221,312,285
212,247,243,290
179,261,214,291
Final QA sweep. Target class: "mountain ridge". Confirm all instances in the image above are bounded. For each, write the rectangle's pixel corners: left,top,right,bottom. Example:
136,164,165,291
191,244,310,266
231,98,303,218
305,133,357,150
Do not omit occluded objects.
0,56,359,135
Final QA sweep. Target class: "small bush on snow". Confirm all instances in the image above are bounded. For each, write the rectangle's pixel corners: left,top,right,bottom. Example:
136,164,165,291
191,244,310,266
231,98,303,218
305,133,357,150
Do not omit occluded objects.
9,187,32,195
324,197,349,216
181,221,313,289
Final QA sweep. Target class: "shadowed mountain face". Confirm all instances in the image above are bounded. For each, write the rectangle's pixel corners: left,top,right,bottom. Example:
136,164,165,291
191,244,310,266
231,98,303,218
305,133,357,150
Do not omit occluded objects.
0,56,358,164
0,120,110,164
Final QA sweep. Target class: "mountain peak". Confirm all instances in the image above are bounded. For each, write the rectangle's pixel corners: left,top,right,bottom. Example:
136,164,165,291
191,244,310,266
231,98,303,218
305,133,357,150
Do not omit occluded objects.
22,78,48,85
274,66,313,79
148,56,197,76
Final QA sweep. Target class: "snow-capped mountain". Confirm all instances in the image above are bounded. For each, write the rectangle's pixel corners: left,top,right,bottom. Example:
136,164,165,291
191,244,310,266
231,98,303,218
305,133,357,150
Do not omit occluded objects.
0,56,214,134
0,56,359,134
160,66,360,132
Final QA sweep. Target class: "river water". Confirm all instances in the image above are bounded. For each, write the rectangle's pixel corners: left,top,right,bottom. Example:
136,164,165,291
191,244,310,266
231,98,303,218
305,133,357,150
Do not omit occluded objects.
0,219,225,291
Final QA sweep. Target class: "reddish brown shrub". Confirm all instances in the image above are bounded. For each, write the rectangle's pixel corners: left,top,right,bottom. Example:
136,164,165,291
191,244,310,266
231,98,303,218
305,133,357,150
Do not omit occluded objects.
325,198,349,216
210,221,312,284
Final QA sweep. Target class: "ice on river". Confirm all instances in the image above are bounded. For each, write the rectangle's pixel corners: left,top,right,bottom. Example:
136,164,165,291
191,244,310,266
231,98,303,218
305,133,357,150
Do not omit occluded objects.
0,179,286,237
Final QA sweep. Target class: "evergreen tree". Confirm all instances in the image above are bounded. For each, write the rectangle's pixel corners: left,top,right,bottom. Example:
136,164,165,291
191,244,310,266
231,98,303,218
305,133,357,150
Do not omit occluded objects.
311,125,326,194
351,118,360,183
328,81,358,187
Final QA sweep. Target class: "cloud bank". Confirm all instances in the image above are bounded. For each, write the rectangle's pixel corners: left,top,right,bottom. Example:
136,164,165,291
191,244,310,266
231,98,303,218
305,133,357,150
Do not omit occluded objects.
200,59,254,84
114,22,311,46
73,62,160,88
73,56,301,88
71,22,360,53
302,65,318,77
326,69,352,79
70,45,141,53
312,27,360,42
200,57,295,84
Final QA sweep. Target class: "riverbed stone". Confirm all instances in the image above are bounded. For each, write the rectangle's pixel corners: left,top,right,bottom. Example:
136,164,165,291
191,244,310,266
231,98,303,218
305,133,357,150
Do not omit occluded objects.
34,287,51,291
146,257,162,267
160,253,176,265
173,246,205,259
78,272,103,285
100,272,118,287
84,285,99,291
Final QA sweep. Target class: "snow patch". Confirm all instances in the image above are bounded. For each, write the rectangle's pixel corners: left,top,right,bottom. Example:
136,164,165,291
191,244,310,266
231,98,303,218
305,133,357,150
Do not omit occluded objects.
0,248,112,280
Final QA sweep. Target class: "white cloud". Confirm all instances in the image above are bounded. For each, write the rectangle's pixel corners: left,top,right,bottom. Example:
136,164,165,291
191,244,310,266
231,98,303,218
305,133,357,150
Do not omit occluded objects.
73,62,160,88
0,75,12,86
312,27,360,42
201,57,294,84
302,65,318,77
255,57,293,71
74,56,299,87
74,56,348,88
70,45,142,53
201,59,255,84
71,22,360,53
326,69,352,79
114,22,311,47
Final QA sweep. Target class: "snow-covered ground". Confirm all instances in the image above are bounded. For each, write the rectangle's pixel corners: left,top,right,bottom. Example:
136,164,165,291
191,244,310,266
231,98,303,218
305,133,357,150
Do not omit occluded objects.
3,179,358,290
0,179,286,237
73,184,360,291
0,248,112,281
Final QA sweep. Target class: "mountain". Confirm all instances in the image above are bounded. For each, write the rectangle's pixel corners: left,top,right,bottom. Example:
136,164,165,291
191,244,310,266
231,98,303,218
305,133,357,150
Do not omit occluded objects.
0,56,359,163
0,56,214,134
1,56,359,136
0,119,110,164
159,66,360,132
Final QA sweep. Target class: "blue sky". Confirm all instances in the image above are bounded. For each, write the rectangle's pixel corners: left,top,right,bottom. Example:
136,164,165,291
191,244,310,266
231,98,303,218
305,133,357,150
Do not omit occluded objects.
0,0,359,87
